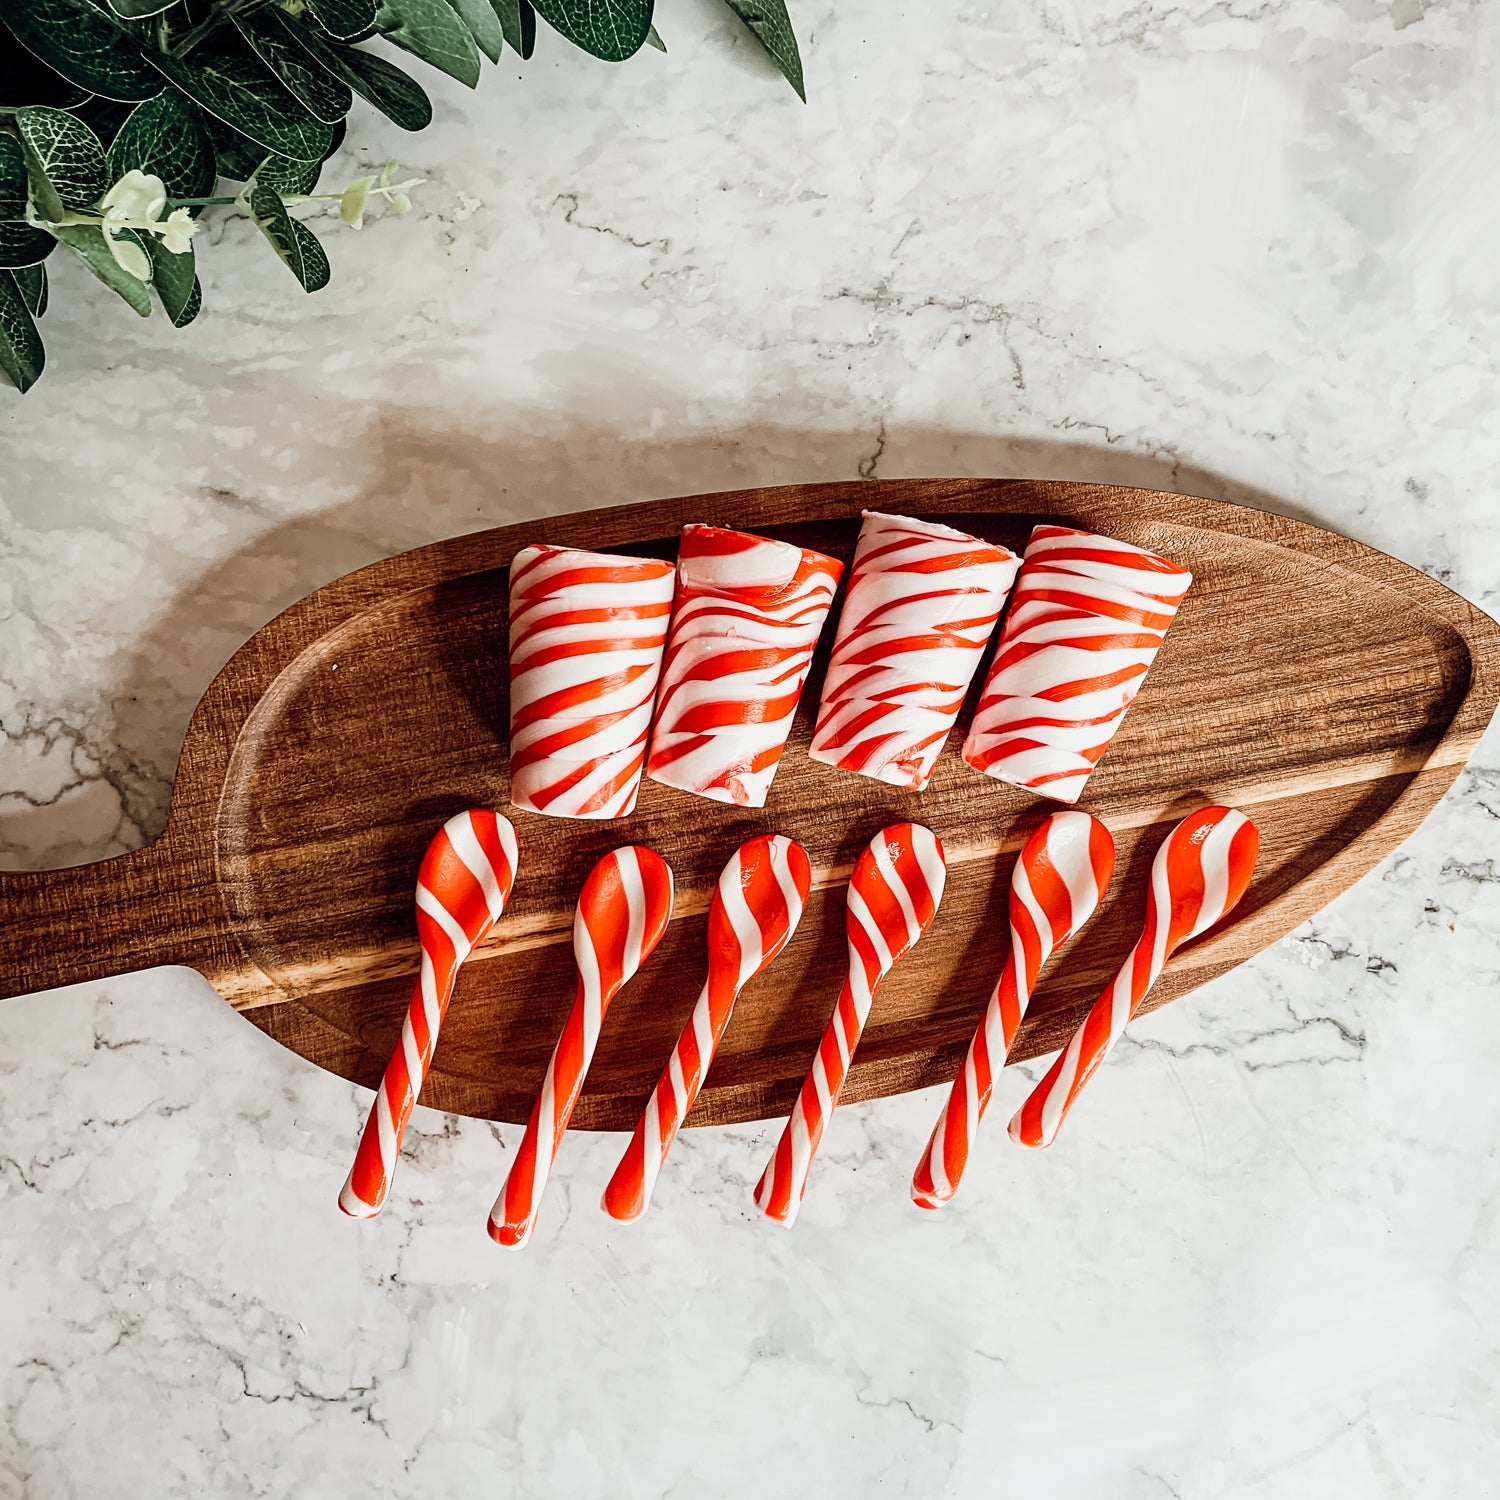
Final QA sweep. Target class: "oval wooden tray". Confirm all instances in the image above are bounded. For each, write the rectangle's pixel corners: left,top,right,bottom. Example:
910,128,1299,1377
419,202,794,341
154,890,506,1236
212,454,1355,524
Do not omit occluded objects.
2,480,1496,1129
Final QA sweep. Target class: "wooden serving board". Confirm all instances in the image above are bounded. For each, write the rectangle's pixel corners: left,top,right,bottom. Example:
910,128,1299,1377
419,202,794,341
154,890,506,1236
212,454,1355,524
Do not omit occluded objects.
2,480,1496,1130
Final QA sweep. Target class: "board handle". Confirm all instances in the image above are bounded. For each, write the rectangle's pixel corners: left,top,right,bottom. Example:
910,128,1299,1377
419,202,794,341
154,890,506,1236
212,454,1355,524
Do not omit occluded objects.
0,835,216,1001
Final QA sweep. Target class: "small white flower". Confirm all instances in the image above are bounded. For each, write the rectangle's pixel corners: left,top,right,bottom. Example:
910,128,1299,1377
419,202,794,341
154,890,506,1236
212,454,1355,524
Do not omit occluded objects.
100,169,167,225
159,207,197,255
99,169,169,281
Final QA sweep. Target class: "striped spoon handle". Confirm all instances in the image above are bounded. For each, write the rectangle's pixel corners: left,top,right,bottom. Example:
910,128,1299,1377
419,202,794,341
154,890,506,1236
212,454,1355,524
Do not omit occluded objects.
488,845,674,1248
753,973,863,1227
601,971,723,1223
1009,806,1260,1149
754,823,947,1227
604,833,811,1223
912,810,1114,1209
340,810,518,1218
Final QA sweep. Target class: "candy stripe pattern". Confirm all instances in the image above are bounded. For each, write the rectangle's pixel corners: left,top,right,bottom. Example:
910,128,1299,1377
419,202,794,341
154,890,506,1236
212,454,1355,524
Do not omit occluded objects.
646,525,843,808
911,810,1114,1209
508,544,676,820
603,835,811,1222
488,845,674,1248
340,809,518,1218
809,512,1019,790
962,525,1193,804
754,823,947,1227
1009,806,1259,1149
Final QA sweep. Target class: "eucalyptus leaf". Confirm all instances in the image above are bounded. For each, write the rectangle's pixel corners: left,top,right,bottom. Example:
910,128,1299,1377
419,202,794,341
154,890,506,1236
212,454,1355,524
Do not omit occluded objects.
171,275,202,328
253,153,321,195
0,21,92,107
206,116,269,181
144,234,197,323
108,90,217,210
0,222,57,270
323,117,348,162
16,105,111,220
0,134,58,269
530,0,651,63
0,271,45,392
269,12,432,131
321,41,432,130
376,0,482,87
104,0,175,19
445,0,502,63
644,21,663,50
721,0,803,100
231,10,354,125
146,44,337,162
1,0,162,101
245,181,330,291
14,263,48,318
307,0,377,41
490,0,535,57
50,221,153,315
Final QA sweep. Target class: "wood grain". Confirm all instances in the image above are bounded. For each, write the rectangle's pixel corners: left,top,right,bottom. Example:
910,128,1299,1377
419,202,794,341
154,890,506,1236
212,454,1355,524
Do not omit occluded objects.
1,479,1496,1130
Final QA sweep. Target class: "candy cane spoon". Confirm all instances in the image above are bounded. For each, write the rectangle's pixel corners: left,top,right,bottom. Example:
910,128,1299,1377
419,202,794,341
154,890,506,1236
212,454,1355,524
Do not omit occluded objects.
604,834,812,1223
912,809,1114,1209
340,809,518,1218
754,823,947,1227
1009,805,1259,1150
488,845,674,1248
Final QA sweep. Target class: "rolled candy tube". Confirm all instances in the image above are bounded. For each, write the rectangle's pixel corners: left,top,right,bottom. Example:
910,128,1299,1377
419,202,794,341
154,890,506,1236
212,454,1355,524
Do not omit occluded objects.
507,544,676,820
809,511,1020,789
961,526,1193,804
646,525,843,808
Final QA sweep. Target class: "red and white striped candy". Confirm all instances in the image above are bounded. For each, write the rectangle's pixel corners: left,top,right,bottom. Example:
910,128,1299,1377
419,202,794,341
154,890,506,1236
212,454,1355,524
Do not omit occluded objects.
340,809,518,1218
488,845,674,1248
911,810,1114,1209
508,544,676,820
646,525,843,808
962,526,1193,804
603,834,811,1222
809,512,1019,790
754,823,947,1227
1009,806,1260,1149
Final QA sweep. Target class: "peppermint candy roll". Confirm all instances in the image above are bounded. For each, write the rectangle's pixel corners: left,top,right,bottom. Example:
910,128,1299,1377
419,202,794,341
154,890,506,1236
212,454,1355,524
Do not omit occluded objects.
961,526,1193,803
646,525,843,808
507,544,676,820
808,511,1019,789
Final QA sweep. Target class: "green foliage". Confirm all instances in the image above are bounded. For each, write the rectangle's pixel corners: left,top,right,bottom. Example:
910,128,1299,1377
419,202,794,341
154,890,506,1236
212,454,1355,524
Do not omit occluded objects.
148,44,336,161
0,134,57,268
144,234,199,323
14,264,49,317
232,12,354,125
446,0,504,65
2,0,163,101
16,106,110,218
722,0,803,100
50,222,153,314
108,91,217,207
492,0,536,59
0,0,810,392
306,0,377,43
374,0,482,88
529,0,652,63
296,29,433,131
244,182,330,292
0,271,45,390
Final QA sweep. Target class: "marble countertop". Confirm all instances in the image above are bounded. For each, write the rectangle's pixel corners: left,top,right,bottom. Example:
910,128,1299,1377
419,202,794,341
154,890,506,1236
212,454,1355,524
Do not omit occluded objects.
3,1,1499,1495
